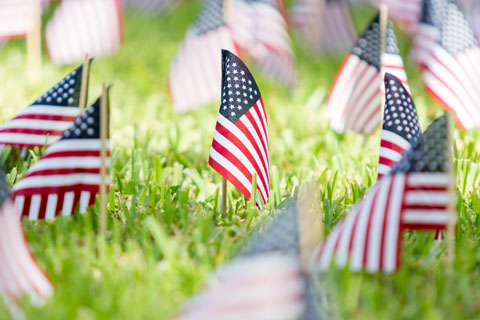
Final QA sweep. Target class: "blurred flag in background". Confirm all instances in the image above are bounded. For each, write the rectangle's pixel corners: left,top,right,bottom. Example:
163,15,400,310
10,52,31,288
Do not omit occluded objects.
0,0,34,40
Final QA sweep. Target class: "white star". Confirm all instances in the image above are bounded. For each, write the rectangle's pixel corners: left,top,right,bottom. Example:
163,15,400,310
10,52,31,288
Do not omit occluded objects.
227,83,232,88
223,106,227,110
226,70,230,75
233,69,238,74
231,111,236,116
232,62,237,67
254,90,257,95
241,78,246,82
237,98,241,102
240,70,245,75
243,93,247,97
230,105,235,109
234,76,238,81
237,106,242,110
236,91,240,95
248,87,252,92
229,98,233,102
244,99,248,104
223,99,226,103
248,80,252,85
235,84,239,88
242,85,246,90
229,91,233,95
249,95,253,99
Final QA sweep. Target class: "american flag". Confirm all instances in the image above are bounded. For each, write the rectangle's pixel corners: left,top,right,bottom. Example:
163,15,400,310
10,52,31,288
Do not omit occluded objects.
122,0,176,11
169,0,237,112
0,0,34,40
230,0,297,87
291,0,357,54
326,14,409,134
11,97,110,220
377,73,421,180
412,0,480,130
0,63,88,148
45,0,123,66
0,167,53,316
312,116,451,273
208,50,269,206
369,0,422,34
176,203,319,320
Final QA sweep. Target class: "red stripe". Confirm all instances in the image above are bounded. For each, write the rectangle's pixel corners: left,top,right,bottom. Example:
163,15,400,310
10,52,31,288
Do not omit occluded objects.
24,168,100,178
13,114,76,121
208,156,251,201
402,223,446,230
381,139,406,154
379,156,396,168
0,128,65,136
404,204,447,210
37,195,48,219
21,195,31,218
42,150,105,159
55,191,65,217
404,185,447,192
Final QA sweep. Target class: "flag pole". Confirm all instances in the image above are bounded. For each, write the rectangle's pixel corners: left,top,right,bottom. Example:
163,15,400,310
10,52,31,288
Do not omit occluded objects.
379,4,389,55
221,177,227,215
99,83,109,235
223,0,233,23
79,53,90,114
27,0,41,84
446,113,456,269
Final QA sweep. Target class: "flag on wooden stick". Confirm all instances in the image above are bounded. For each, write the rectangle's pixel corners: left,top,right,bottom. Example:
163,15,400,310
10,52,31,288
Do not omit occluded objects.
11,96,110,220
0,0,35,40
208,50,270,207
412,0,480,130
45,0,123,66
377,74,421,180
312,116,452,273
0,62,91,148
326,13,409,134
0,167,53,317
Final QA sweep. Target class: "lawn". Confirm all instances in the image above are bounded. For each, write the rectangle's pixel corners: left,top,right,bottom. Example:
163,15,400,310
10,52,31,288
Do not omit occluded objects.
1,2,480,319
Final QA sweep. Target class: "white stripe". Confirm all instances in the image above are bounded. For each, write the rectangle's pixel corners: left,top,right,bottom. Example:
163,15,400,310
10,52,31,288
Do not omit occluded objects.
0,133,61,146
62,192,75,216
13,174,102,191
45,194,58,219
26,157,106,171
43,139,109,154
17,105,79,116
407,173,449,186
377,164,392,176
14,195,25,218
381,130,411,150
28,195,41,221
402,211,448,224
405,191,449,205
0,119,74,131
209,148,252,196
79,191,91,213
379,147,403,163
383,173,405,272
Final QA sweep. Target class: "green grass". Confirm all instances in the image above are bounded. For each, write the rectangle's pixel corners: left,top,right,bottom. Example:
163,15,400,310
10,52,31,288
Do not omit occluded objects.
0,3,480,319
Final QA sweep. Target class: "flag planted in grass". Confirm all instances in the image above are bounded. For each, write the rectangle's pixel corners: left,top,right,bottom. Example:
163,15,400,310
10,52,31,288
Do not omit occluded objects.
0,167,53,317
412,0,480,129
209,50,270,207
45,0,123,66
0,0,35,40
169,0,238,112
11,97,110,220
377,74,421,180
0,63,89,148
326,14,409,134
313,116,451,273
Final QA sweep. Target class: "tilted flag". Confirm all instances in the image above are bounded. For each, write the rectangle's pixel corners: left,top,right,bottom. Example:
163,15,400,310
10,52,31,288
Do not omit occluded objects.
312,116,451,273
208,50,270,206
11,97,110,220
0,63,89,148
326,14,409,134
230,0,297,87
169,0,238,112
291,0,357,54
0,167,53,316
412,0,480,129
369,0,422,34
45,0,123,66
0,0,34,40
377,74,421,180
176,203,320,320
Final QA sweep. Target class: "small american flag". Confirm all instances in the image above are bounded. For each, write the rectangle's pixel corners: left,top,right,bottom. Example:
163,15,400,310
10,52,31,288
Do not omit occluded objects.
291,0,357,54
169,0,238,112
208,50,269,206
377,74,421,180
412,0,480,130
312,116,451,273
45,0,123,66
230,0,297,87
326,14,409,134
0,0,34,40
0,167,53,317
177,203,319,320
11,97,110,220
0,63,89,148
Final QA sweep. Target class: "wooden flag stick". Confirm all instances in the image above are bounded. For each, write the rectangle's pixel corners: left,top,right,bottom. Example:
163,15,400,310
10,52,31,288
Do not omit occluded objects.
379,4,389,55
221,177,227,215
223,0,233,23
79,53,90,114
99,83,109,234
446,113,456,268
27,0,41,84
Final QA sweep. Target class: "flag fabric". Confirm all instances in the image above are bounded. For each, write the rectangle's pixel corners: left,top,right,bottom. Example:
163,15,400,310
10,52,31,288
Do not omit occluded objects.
369,0,422,34
0,63,89,148
291,0,357,54
0,167,53,315
312,116,450,273
208,50,270,206
11,97,110,220
412,0,480,130
122,0,176,11
230,0,297,87
326,14,409,134
0,0,34,40
176,203,320,320
168,0,238,112
377,74,421,180
45,0,123,66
